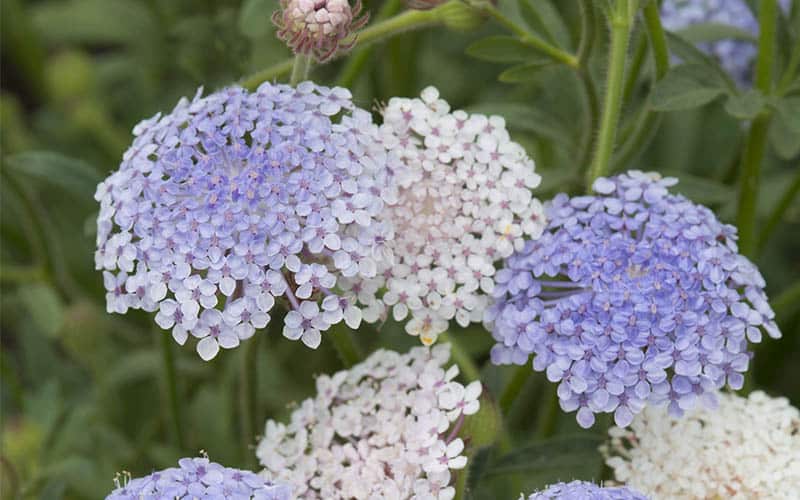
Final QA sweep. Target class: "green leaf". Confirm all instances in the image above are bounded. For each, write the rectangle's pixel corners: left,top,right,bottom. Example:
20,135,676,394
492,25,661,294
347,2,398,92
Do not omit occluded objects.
238,0,275,38
498,62,552,82
18,284,65,338
665,32,737,91
724,90,766,120
5,151,101,200
769,111,800,160
651,64,728,111
677,22,757,43
517,0,572,50
663,170,734,204
466,36,547,63
774,96,800,134
485,435,604,477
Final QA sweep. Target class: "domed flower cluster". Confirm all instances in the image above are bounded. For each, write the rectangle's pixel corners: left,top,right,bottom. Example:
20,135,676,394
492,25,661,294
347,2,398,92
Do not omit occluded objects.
256,344,481,499
524,480,648,500
357,86,544,345
95,82,397,360
659,0,764,86
487,171,781,428
604,391,800,499
272,0,368,62
106,457,292,499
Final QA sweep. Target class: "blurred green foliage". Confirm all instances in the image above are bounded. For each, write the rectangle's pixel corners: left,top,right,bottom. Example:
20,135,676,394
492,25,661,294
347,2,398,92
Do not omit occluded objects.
1,0,799,498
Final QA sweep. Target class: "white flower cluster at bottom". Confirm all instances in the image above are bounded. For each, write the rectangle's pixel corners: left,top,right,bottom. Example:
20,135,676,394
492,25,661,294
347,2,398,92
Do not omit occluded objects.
256,344,481,499
603,390,800,499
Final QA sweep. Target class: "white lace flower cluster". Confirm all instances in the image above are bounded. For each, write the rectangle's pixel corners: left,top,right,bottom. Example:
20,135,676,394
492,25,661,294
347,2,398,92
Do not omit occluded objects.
603,390,800,499
256,344,481,499
351,86,545,345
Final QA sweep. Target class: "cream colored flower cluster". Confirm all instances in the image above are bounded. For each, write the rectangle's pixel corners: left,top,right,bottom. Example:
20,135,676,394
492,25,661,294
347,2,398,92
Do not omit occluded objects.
256,344,481,499
603,391,800,499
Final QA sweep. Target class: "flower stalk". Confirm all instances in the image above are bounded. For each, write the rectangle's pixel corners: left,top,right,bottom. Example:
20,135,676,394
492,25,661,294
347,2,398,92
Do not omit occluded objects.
737,0,778,257
586,0,636,185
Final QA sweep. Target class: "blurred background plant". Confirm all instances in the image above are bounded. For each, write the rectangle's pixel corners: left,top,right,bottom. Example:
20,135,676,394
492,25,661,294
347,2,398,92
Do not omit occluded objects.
1,0,798,498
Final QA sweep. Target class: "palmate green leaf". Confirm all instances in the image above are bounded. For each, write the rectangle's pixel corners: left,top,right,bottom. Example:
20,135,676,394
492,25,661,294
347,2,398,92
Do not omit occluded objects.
651,64,729,111
466,36,548,63
4,151,101,200
724,89,766,120
498,62,553,83
774,96,800,134
677,22,757,43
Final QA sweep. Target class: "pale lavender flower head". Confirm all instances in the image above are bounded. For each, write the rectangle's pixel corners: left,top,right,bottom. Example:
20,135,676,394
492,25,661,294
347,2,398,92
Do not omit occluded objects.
525,480,648,500
660,0,791,86
95,82,398,360
487,171,780,428
106,457,292,500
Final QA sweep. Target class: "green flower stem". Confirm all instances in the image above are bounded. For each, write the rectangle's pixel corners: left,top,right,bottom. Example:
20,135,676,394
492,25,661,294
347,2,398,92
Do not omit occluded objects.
534,383,560,439
586,0,636,185
438,332,481,382
737,0,778,258
576,0,600,170
241,59,294,90
289,54,312,86
499,364,531,415
160,330,185,450
241,9,439,90
239,334,260,467
621,33,648,104
336,0,403,87
454,461,469,500
483,4,578,68
611,0,670,172
758,167,800,252
329,323,364,368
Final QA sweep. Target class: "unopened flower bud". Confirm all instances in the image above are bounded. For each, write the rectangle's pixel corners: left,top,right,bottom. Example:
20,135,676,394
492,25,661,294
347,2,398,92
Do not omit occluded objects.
272,0,369,62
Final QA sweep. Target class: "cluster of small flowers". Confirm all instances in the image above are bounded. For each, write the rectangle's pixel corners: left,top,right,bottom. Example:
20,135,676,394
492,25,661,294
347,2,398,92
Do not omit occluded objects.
95,82,397,360
659,0,792,86
106,457,292,499
272,0,368,62
604,391,800,499
354,86,545,345
524,480,648,500
487,171,781,428
256,344,481,499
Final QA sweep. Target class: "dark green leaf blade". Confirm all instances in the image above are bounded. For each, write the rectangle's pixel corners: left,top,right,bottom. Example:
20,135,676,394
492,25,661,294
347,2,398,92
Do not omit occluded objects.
651,64,728,111
5,151,102,199
466,36,548,63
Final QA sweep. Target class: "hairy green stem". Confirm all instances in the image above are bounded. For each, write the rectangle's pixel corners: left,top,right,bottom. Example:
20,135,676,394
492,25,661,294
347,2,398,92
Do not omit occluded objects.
576,0,600,170
586,0,635,185
289,54,312,86
483,4,579,68
622,33,648,104
612,0,670,171
438,332,481,382
160,331,185,449
737,0,778,257
758,168,800,252
329,323,364,368
241,9,439,89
